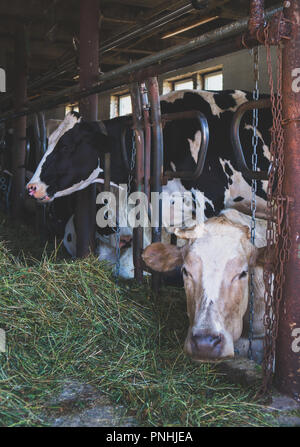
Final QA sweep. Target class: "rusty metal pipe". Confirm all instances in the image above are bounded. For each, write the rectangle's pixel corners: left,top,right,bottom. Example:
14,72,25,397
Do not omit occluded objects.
248,0,265,38
141,83,151,202
130,82,145,283
37,112,47,156
75,0,99,258
104,152,111,192
148,77,163,292
274,0,300,402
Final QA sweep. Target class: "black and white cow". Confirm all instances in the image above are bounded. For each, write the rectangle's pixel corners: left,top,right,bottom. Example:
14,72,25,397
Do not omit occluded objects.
27,89,272,221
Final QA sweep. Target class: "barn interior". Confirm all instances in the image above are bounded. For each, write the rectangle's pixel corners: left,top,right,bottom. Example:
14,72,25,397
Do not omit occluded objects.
0,0,299,427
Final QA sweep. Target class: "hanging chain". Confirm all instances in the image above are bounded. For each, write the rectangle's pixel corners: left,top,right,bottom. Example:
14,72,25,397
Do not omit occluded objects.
128,132,136,195
113,132,136,279
259,16,291,396
113,222,121,280
248,46,260,360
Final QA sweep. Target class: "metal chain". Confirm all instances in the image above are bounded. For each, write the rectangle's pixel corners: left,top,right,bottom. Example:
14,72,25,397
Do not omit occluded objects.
113,132,136,279
127,132,136,195
248,46,260,360
113,222,121,280
260,17,291,396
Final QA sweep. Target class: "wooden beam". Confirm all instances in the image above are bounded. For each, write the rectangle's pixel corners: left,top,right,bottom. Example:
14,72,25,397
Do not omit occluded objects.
162,16,219,39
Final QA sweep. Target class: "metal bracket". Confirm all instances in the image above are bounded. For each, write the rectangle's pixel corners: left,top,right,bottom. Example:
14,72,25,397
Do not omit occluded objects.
230,98,271,180
120,110,209,184
162,110,209,184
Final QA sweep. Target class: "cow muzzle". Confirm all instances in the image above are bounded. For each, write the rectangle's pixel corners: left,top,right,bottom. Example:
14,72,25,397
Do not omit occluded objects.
188,331,225,361
27,182,51,202
119,235,132,249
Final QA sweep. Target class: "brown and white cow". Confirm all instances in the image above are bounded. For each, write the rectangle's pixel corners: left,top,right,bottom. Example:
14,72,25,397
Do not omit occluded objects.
142,209,268,362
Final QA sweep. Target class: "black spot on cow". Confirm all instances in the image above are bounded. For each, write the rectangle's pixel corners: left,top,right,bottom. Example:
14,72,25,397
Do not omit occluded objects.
224,162,234,177
256,181,267,201
213,91,236,110
71,111,81,119
233,196,244,202
204,201,215,218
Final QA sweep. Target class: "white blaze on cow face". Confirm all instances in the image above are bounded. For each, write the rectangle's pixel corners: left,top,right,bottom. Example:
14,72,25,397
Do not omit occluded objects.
182,219,253,361
27,112,81,201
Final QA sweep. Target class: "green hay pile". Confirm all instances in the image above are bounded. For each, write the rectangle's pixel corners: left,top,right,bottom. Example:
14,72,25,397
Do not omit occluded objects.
0,219,274,427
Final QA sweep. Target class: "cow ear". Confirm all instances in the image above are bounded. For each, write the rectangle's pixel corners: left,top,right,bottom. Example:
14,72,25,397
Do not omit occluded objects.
252,245,276,268
142,242,183,273
92,131,113,154
174,224,205,240
87,122,113,154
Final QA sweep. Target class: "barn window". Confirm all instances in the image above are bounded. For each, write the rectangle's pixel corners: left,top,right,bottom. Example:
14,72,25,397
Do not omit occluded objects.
173,77,195,91
202,70,223,90
65,104,79,115
163,68,223,94
110,93,132,118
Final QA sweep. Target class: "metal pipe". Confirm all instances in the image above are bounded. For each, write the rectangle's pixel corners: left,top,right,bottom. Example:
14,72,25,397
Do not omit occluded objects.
230,98,271,180
75,0,99,258
162,110,209,182
33,113,41,166
0,5,282,124
104,152,111,192
275,0,300,402
37,112,47,156
11,23,27,220
148,77,163,292
141,83,151,201
130,82,145,283
248,0,265,38
99,2,195,55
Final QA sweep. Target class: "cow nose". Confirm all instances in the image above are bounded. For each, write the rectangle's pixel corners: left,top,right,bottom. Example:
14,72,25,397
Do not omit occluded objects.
27,183,37,195
27,182,48,200
190,332,223,359
119,235,133,249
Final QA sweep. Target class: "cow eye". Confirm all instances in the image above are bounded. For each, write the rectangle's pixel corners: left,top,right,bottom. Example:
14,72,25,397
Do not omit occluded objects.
232,270,248,282
182,266,191,278
238,270,248,280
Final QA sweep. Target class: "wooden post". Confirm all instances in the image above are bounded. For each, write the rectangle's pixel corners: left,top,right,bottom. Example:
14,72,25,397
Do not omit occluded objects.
75,0,100,257
11,23,27,220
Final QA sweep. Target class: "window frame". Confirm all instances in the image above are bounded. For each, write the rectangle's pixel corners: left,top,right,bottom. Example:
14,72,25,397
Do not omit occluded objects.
110,92,132,118
201,69,223,91
163,67,223,94
172,75,197,91
65,103,79,115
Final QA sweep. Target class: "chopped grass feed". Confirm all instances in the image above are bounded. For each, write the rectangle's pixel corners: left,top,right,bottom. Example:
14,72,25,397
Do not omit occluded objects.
0,214,275,427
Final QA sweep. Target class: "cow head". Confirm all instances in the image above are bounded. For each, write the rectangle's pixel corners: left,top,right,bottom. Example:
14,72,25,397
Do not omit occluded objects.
27,112,112,202
142,213,268,362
